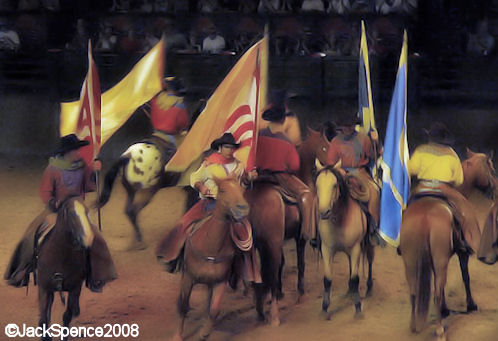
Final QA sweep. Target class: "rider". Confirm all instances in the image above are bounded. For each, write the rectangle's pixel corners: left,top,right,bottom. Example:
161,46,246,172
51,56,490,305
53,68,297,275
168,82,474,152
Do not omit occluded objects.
408,122,481,254
156,133,260,281
254,94,316,242
4,134,117,292
147,76,190,155
326,108,383,245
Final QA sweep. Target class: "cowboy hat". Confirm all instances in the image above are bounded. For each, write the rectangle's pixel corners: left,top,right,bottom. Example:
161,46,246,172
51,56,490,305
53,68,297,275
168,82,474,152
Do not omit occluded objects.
54,134,89,155
424,122,455,145
262,89,297,122
210,132,241,150
164,76,186,95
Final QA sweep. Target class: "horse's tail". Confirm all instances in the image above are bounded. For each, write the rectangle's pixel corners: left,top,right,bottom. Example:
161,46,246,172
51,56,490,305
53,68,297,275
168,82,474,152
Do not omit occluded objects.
97,157,129,208
413,240,432,332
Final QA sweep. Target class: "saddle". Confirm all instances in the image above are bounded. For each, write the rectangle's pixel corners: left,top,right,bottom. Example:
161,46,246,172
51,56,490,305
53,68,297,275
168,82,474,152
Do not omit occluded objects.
252,176,298,205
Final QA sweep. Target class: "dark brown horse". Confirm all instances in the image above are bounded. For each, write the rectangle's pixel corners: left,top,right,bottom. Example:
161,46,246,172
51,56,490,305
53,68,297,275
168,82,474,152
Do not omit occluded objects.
246,126,330,326
315,160,374,318
400,151,495,340
37,197,95,341
171,177,249,341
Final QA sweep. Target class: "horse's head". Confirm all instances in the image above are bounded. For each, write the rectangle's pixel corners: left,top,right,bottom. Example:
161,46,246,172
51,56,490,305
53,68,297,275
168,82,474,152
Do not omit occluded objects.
57,197,95,249
463,148,496,198
305,126,330,165
213,177,249,222
315,159,346,220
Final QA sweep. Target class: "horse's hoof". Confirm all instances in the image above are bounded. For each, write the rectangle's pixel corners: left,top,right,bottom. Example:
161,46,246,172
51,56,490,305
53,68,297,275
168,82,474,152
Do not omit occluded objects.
296,293,307,304
271,317,281,327
321,310,331,321
467,303,478,312
435,325,446,341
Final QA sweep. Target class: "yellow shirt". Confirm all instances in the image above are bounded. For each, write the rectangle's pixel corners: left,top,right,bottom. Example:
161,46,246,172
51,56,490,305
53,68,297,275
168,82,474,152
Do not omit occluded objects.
408,143,463,186
190,157,245,199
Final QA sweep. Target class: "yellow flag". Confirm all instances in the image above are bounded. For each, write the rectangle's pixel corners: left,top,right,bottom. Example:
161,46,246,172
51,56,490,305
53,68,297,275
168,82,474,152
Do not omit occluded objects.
358,20,376,135
60,39,165,144
165,36,268,172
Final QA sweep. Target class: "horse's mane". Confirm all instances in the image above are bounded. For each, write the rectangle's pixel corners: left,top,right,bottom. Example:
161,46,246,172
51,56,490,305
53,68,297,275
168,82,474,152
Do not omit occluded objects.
318,166,350,225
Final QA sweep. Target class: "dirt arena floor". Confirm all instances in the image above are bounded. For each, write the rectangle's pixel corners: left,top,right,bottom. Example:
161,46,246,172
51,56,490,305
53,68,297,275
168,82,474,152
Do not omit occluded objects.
0,158,497,341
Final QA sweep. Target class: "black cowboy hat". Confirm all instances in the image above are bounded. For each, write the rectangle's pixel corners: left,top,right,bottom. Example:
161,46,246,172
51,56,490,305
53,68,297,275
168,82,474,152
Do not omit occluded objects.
210,132,241,150
424,122,455,145
164,76,186,96
262,89,296,122
54,134,89,155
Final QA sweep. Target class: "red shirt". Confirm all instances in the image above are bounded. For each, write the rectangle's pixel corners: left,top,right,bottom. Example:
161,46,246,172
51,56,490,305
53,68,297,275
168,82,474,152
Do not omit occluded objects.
256,128,300,173
150,92,189,134
327,131,373,169
39,160,95,206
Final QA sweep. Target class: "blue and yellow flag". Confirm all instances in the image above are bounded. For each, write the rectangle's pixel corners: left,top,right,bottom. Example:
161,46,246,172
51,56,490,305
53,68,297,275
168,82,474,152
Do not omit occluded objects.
379,31,410,246
358,20,376,135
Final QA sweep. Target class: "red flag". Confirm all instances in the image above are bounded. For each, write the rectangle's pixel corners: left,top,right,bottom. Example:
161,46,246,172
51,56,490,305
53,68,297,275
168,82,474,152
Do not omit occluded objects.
75,41,102,165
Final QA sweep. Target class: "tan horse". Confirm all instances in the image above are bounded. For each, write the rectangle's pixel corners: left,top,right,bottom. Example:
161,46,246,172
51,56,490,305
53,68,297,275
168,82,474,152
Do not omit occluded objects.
315,160,374,318
399,151,495,340
171,177,249,341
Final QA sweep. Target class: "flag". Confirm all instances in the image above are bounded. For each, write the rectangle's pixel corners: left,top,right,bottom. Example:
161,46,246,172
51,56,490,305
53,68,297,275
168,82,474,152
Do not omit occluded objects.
379,31,410,246
61,38,165,145
358,20,376,135
165,36,268,173
70,40,101,165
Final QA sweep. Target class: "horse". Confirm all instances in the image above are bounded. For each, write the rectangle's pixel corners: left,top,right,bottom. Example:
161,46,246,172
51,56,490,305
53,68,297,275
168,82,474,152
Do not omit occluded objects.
246,126,330,326
36,197,95,341
97,136,197,250
314,160,374,318
171,177,250,341
399,150,496,340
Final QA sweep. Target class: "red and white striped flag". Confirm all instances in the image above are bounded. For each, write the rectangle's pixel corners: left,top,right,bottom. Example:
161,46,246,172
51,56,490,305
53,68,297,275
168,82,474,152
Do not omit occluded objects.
75,40,102,165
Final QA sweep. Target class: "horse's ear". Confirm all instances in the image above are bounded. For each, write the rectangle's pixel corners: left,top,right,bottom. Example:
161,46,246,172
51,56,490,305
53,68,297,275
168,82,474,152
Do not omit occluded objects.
307,125,318,135
466,147,476,158
333,160,342,170
315,158,325,171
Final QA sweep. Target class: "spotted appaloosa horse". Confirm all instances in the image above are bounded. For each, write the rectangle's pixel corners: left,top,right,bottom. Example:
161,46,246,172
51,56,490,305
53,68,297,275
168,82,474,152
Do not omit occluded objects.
37,197,95,341
400,150,495,340
315,160,374,319
97,137,197,250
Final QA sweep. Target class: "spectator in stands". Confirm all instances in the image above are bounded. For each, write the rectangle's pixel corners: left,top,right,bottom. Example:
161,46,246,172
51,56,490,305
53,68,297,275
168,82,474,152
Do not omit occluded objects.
467,18,495,56
301,0,325,12
375,0,417,15
41,0,60,11
142,29,160,52
118,27,141,54
138,0,154,12
233,17,261,54
327,0,351,14
370,17,402,57
322,17,353,56
0,18,20,54
163,18,189,52
198,0,220,13
202,26,226,54
110,0,131,12
18,0,41,10
274,17,303,56
239,0,258,13
258,0,281,14
95,26,117,52
65,18,89,52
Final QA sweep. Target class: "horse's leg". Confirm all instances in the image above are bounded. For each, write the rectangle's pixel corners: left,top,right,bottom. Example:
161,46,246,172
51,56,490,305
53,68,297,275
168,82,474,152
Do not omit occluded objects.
349,244,362,315
457,252,478,312
277,253,285,300
296,236,307,301
433,257,449,340
124,185,157,250
38,288,54,341
173,273,194,341
366,244,375,297
63,284,82,327
320,244,334,318
200,282,226,340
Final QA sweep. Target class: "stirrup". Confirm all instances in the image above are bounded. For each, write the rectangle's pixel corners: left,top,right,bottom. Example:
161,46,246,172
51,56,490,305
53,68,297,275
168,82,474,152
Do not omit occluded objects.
52,273,64,291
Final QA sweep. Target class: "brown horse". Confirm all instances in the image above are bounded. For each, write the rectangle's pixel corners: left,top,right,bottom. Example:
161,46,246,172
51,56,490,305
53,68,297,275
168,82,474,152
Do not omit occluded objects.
36,197,95,341
399,151,495,340
171,177,249,341
315,160,374,318
246,126,330,326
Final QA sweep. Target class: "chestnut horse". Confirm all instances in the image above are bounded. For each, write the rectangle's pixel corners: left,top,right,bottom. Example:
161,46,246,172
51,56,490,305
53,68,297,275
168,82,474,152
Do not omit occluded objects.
399,151,495,340
314,160,374,318
170,177,249,341
37,197,95,341
246,126,330,326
